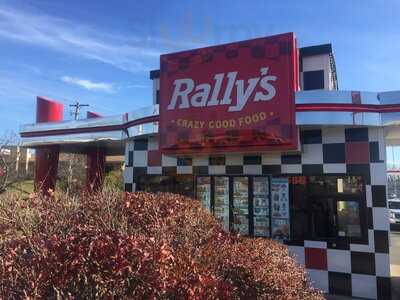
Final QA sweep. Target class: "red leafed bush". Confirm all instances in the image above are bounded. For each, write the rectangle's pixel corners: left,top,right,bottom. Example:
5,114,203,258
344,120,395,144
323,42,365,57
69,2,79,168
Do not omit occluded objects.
0,190,323,299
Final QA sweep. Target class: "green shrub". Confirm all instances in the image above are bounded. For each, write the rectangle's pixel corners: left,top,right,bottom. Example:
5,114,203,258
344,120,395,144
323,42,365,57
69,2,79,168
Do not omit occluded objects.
104,169,124,191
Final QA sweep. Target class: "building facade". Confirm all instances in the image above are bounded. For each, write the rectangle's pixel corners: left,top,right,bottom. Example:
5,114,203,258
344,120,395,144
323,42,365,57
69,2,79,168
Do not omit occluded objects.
124,126,390,298
20,33,399,299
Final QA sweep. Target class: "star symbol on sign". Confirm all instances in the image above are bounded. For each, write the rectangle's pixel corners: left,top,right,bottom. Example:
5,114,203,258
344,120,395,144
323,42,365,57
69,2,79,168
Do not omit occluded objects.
260,67,269,75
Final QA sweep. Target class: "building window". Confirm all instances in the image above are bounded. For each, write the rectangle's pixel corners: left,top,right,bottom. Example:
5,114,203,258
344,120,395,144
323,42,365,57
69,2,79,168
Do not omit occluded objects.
290,175,366,242
138,174,367,243
195,175,365,242
136,175,194,197
196,176,283,239
209,156,225,165
303,70,324,90
156,90,160,105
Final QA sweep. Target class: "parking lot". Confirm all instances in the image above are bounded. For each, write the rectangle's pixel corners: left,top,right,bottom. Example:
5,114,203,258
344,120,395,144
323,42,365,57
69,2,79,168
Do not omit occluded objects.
391,231,400,265
390,231,400,298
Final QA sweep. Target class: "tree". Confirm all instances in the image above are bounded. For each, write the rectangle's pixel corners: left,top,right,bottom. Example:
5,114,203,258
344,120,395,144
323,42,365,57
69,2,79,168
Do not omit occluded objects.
0,153,7,192
56,153,86,196
0,131,34,194
0,131,32,191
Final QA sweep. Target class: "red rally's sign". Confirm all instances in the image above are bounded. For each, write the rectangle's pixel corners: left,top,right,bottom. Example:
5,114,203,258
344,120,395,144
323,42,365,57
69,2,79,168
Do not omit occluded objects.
159,32,299,154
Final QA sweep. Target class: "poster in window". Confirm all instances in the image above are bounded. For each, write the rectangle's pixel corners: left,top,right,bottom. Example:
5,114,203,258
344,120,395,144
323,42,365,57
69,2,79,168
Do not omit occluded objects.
196,177,211,210
271,178,289,218
337,201,361,237
253,177,270,237
233,177,249,235
214,177,230,231
271,218,290,240
271,178,290,240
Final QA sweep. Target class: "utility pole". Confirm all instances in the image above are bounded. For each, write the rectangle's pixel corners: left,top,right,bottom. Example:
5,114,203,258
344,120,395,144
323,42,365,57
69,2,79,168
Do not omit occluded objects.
67,101,89,195
69,101,89,120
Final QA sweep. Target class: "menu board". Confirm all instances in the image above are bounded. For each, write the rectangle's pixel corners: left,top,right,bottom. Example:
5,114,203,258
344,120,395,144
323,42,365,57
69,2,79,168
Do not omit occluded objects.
196,177,211,210
233,177,249,235
271,178,290,240
271,178,289,218
253,177,270,237
195,175,290,240
214,177,230,231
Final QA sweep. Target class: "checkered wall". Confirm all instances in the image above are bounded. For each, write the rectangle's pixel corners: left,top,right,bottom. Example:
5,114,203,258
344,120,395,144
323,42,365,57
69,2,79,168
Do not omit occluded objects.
124,126,391,299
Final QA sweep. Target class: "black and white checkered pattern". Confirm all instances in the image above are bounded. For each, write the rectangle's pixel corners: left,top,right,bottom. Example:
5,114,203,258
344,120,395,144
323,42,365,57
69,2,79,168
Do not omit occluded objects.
124,126,391,299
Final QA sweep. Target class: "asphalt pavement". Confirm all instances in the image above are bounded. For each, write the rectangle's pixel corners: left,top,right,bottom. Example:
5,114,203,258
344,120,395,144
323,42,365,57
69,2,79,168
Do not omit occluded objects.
390,231,400,265
390,231,400,299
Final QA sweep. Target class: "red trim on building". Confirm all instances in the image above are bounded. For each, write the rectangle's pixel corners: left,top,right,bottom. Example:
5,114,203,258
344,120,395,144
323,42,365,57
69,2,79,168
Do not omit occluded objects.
36,96,64,123
87,111,102,118
148,150,162,166
296,103,400,113
34,97,64,195
345,142,370,164
21,103,400,139
20,115,159,138
305,248,328,270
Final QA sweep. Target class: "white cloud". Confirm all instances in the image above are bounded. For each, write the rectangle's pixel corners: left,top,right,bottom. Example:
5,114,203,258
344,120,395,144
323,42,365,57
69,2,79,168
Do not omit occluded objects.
0,4,211,74
61,76,114,93
0,5,162,72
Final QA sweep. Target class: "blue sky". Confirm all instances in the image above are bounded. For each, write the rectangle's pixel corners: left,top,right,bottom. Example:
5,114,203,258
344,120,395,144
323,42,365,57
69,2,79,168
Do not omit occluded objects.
1,0,400,134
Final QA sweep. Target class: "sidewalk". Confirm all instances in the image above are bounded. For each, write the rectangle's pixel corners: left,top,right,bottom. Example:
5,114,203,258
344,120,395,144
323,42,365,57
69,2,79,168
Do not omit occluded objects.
325,296,355,300
390,231,400,300
391,264,400,299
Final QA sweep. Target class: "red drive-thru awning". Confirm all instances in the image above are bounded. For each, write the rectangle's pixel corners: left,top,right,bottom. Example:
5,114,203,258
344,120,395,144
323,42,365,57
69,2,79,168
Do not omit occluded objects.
29,97,113,194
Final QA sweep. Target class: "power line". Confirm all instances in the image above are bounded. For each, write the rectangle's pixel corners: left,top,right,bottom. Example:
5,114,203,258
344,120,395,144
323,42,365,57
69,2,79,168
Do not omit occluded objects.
37,93,123,116
69,101,89,120
58,96,119,115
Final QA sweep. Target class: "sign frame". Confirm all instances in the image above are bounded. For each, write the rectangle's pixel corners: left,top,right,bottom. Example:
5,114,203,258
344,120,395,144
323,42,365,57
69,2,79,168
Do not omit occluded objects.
159,32,299,154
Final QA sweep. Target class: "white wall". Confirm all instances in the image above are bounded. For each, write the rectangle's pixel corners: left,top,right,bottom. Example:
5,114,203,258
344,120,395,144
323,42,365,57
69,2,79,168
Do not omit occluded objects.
301,54,335,91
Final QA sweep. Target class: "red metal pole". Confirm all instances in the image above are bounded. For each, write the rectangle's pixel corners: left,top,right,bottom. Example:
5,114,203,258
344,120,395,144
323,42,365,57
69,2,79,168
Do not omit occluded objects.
86,111,101,118
86,111,106,193
35,96,64,195
86,146,106,193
